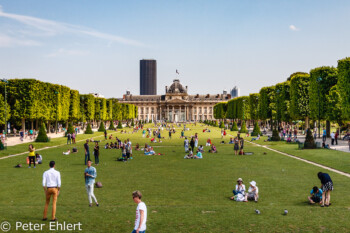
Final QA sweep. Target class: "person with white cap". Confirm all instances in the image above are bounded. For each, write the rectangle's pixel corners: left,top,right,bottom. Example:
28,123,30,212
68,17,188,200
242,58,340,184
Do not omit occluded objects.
230,178,246,200
245,181,259,202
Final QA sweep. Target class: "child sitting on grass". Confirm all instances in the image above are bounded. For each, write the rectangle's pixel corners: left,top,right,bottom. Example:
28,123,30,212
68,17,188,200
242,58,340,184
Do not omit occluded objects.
308,186,323,204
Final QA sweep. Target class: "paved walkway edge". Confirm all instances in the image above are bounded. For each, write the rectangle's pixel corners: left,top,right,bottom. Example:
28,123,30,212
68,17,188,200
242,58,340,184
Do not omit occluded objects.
246,140,350,178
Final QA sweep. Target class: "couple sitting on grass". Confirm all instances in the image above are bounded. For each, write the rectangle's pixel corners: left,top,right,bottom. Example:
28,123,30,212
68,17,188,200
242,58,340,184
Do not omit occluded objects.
230,178,259,202
184,148,203,159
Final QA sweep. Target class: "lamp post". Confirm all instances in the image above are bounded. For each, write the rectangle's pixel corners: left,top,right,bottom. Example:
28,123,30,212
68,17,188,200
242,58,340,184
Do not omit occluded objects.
54,91,59,134
276,89,280,131
317,77,322,139
1,79,8,136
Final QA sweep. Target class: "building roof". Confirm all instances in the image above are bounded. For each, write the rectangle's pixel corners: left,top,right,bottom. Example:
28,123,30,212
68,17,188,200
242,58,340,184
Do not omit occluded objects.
167,79,187,94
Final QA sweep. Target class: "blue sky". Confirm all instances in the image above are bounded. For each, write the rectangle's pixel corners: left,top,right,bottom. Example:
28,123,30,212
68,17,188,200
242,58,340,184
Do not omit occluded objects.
1,0,350,98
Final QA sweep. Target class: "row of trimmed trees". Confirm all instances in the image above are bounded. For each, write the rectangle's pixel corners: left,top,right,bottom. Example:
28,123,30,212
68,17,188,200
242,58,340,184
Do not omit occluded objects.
214,57,350,135
0,79,137,133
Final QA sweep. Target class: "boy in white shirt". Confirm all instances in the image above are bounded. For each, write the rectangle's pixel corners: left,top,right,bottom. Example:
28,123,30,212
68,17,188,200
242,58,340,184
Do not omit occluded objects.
132,190,147,233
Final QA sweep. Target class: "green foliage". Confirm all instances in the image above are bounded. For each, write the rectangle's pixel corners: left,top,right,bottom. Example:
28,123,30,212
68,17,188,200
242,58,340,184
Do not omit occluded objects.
290,73,310,120
131,119,135,126
271,129,280,141
109,121,115,130
326,86,343,125
287,72,308,81
251,122,261,136
304,128,316,149
249,93,259,121
67,122,74,134
0,93,11,125
309,66,338,121
213,102,227,119
85,123,93,134
226,98,237,119
117,121,123,129
239,121,248,133
69,90,80,121
219,121,225,128
98,121,105,132
275,82,291,123
236,96,250,120
231,121,238,131
258,86,275,120
337,57,350,120
107,99,113,121
36,123,49,142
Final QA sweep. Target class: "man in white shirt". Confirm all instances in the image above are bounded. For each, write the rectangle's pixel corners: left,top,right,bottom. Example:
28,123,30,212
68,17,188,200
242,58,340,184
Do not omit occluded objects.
330,132,335,145
132,190,147,233
42,161,61,221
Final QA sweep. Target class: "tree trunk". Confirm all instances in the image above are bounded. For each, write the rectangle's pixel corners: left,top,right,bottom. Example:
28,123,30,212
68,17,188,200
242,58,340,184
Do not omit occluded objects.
305,116,309,129
35,119,39,130
21,118,25,132
31,120,34,130
47,120,50,133
326,120,331,137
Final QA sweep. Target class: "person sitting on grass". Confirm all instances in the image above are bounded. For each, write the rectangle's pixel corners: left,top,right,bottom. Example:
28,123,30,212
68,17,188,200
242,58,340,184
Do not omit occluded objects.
286,136,292,143
62,149,71,155
72,147,78,153
206,138,212,147
198,145,204,153
109,134,113,140
135,143,140,151
36,153,43,164
251,134,260,141
105,143,110,149
308,186,323,204
144,146,155,155
244,181,259,202
209,144,217,153
229,138,234,144
184,148,194,159
230,178,246,200
194,150,203,159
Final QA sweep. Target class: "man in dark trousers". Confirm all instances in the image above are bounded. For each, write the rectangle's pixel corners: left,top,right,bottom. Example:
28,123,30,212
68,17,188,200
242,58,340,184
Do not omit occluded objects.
84,139,90,165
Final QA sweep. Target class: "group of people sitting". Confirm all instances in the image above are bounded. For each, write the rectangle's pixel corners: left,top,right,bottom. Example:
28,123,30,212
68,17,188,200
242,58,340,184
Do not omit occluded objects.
143,144,156,155
105,142,120,149
230,178,259,202
184,148,203,159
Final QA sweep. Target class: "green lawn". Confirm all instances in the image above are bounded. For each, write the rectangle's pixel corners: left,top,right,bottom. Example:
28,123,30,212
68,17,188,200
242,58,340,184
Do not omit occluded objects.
248,136,350,174
1,124,350,232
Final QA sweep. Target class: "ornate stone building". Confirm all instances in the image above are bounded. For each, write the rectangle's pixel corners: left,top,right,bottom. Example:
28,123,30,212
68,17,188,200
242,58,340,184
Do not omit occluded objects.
120,79,231,122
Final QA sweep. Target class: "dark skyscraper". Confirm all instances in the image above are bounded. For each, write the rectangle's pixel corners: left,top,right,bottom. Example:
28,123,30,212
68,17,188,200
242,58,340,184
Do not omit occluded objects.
140,59,157,95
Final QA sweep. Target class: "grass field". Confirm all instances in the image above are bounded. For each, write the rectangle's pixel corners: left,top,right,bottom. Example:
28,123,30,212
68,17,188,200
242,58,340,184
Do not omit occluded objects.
1,124,350,233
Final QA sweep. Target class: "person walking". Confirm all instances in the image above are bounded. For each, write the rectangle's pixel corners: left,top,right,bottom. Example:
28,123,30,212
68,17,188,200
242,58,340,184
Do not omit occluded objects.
318,172,333,207
168,130,172,139
84,140,90,165
28,144,36,168
42,161,61,221
85,160,99,207
132,190,147,233
322,129,327,142
94,142,100,165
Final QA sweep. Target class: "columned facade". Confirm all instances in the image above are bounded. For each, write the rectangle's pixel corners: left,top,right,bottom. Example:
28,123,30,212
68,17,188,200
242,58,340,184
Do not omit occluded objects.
120,79,230,122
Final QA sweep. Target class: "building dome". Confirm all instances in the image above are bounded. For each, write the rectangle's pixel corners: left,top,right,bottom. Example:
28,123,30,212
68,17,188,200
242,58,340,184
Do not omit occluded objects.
167,79,187,94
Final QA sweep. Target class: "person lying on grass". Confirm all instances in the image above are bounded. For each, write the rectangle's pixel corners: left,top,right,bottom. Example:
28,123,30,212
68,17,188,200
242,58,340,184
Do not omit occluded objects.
244,181,259,202
251,134,260,141
308,186,323,204
184,149,194,159
62,149,71,155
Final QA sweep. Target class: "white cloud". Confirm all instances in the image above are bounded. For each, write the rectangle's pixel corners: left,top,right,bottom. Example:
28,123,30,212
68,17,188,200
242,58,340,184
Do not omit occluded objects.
46,48,90,58
289,25,300,31
0,33,41,47
0,5,144,46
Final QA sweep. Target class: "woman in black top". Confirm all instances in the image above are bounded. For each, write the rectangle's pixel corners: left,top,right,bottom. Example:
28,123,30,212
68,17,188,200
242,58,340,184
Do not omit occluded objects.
318,172,333,207
94,142,100,165
190,137,195,152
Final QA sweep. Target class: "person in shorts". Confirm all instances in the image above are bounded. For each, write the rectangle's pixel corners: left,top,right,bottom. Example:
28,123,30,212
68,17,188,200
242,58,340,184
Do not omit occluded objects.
132,190,147,233
318,172,333,207
308,186,323,204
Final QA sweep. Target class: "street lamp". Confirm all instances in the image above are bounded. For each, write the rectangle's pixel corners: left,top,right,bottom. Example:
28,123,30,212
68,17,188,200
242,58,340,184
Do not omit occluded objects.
1,79,8,136
55,91,59,134
276,89,280,131
317,77,322,139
